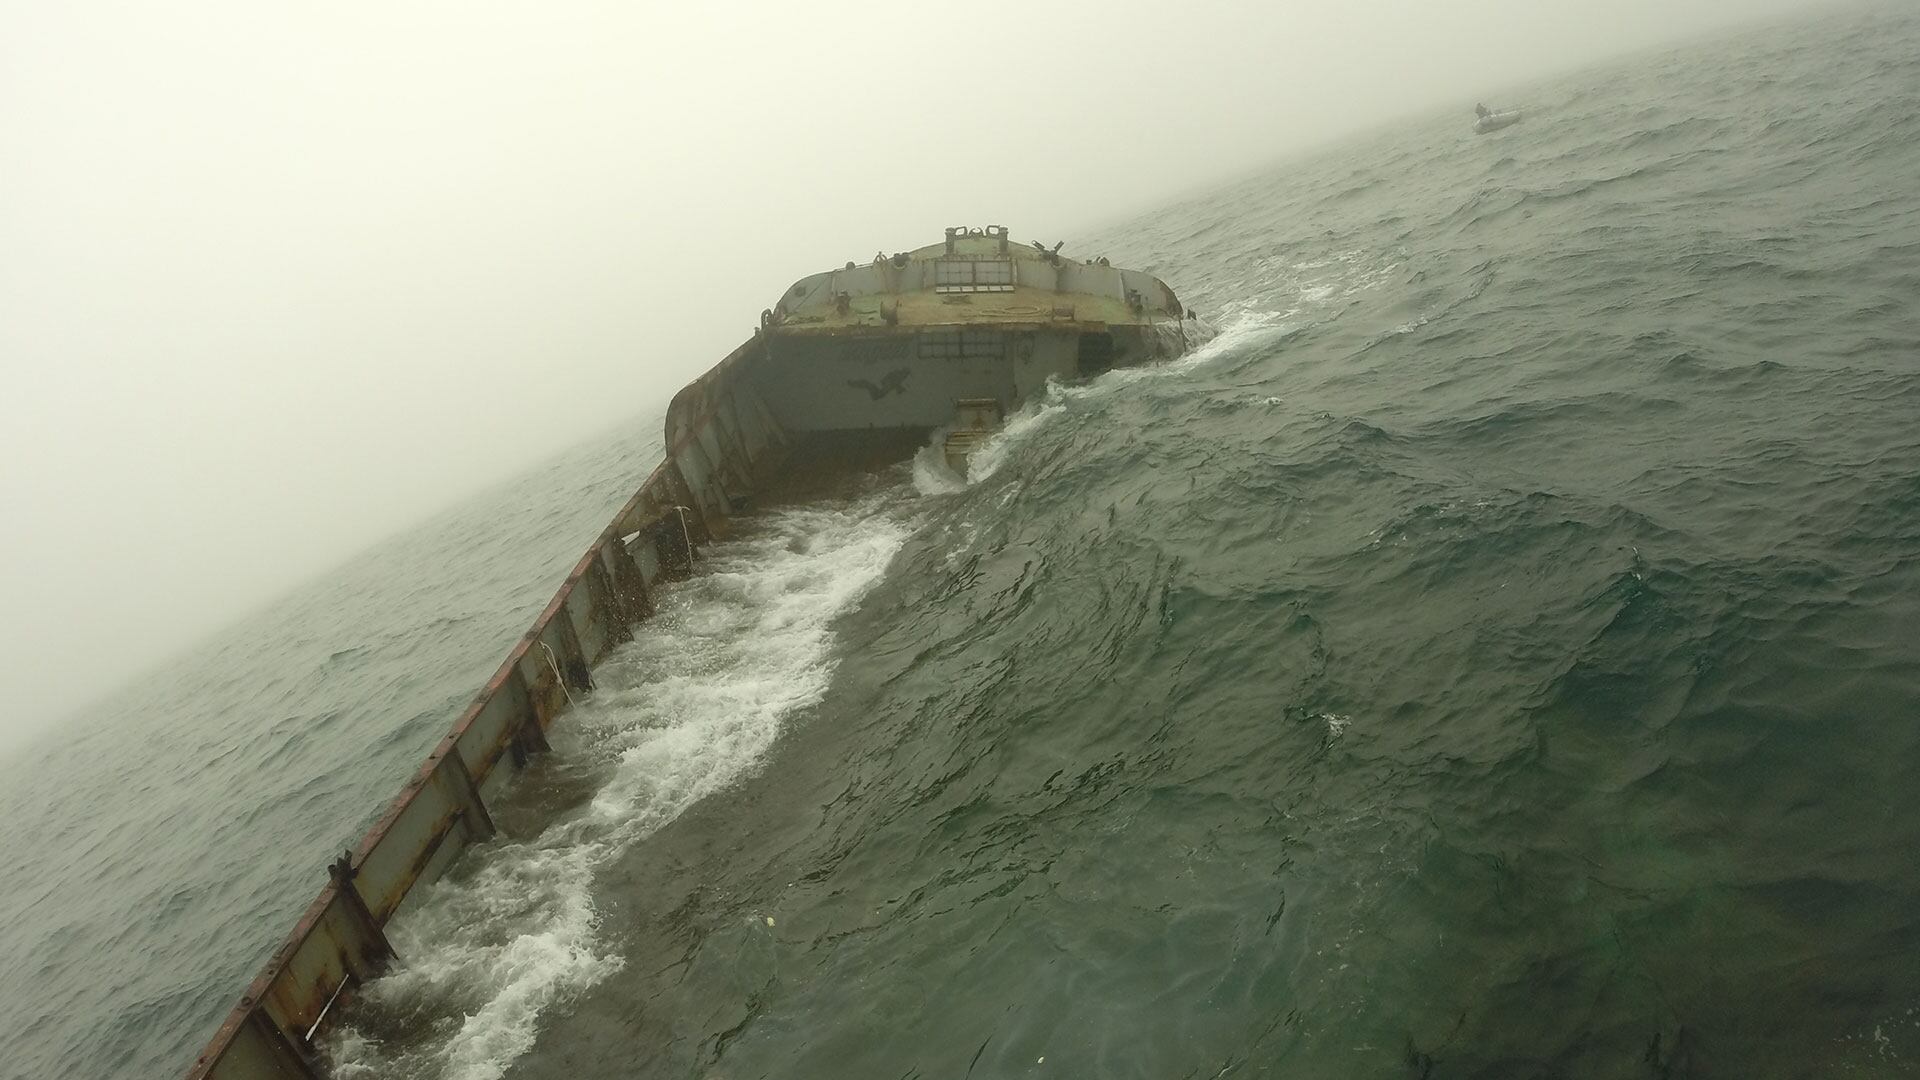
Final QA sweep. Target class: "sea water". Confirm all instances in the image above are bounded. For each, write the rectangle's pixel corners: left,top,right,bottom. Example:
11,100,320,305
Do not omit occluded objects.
4,5,1919,1077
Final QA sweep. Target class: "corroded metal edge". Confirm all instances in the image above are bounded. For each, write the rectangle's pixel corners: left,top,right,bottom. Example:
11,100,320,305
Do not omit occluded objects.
183,334,781,1080
182,228,1207,1078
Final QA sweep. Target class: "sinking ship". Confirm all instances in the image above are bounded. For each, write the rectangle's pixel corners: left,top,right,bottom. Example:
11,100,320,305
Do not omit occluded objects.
746,224,1201,476
184,226,1208,1079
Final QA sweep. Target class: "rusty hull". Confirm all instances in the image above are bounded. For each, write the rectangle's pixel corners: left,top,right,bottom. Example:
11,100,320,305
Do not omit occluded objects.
181,229,1202,1080
182,330,783,1080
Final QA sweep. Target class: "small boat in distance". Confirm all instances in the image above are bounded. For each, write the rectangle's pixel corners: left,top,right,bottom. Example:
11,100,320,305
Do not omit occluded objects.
1474,102,1523,134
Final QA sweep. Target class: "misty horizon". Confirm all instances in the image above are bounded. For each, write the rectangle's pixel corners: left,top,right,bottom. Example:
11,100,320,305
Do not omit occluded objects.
0,0,1852,753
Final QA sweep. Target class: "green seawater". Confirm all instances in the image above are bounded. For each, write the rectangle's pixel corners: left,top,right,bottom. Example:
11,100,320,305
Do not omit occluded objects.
4,4,1920,1079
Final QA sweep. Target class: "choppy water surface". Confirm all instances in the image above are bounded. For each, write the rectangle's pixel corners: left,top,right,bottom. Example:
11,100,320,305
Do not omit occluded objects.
6,5,1920,1078
0,424,664,1080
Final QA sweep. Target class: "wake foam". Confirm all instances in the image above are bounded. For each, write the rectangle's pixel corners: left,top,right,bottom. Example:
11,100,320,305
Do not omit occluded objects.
327,498,908,1080
910,311,1295,494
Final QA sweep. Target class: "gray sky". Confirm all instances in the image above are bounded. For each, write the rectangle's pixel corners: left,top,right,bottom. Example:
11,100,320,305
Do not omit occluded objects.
0,0,1835,750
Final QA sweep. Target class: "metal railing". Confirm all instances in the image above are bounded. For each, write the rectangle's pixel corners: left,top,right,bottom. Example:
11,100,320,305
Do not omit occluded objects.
183,335,783,1080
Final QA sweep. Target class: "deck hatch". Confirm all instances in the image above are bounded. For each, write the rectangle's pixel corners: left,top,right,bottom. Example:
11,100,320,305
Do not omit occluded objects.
934,258,1014,293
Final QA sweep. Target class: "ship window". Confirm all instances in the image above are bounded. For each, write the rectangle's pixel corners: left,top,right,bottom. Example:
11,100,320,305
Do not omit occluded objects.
934,259,1015,293
919,329,1005,359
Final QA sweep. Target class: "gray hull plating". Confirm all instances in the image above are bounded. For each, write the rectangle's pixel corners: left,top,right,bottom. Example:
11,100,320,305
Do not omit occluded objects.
182,229,1206,1079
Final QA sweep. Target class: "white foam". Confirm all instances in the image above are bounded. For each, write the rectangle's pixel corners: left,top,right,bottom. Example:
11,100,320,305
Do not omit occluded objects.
963,396,1068,484
909,311,1294,494
910,435,967,496
1228,247,1403,328
327,498,908,1080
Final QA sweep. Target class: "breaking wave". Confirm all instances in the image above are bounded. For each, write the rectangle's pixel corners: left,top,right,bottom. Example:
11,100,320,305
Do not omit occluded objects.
9,6,1920,1080
326,499,909,1080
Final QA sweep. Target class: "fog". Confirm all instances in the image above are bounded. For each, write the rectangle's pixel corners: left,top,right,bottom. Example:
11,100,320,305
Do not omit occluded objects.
0,0,1836,751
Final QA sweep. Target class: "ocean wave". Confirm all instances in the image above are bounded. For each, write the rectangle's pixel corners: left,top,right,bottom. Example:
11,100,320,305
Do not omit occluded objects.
325,499,909,1080
12,7,1920,1080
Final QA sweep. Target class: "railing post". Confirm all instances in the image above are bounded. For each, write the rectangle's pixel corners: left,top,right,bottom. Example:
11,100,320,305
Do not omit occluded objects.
656,508,696,581
582,555,633,647
325,853,396,974
667,460,716,543
601,542,655,624
710,395,754,493
506,666,551,767
247,1006,324,1080
436,748,496,842
546,606,593,695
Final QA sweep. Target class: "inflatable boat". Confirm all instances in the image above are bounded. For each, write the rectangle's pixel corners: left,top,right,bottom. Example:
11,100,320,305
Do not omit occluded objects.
1474,109,1522,134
